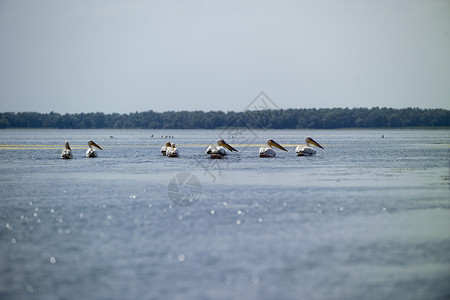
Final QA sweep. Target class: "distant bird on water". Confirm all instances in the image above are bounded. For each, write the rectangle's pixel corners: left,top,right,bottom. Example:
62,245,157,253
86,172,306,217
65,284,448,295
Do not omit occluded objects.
61,141,73,159
259,139,288,157
295,137,324,156
161,141,172,156
206,139,238,159
86,140,103,157
166,143,179,157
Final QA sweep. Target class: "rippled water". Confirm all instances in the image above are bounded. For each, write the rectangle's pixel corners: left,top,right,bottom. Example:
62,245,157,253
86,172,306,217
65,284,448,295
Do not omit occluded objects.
0,129,449,300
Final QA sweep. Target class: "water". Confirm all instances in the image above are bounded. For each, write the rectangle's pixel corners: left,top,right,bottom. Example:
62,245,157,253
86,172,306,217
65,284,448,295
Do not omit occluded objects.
0,128,449,300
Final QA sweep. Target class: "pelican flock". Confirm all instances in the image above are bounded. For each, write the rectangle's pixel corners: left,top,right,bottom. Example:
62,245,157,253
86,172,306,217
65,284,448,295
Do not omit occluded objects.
61,141,73,159
59,136,324,159
86,140,103,157
259,139,288,157
295,137,324,156
206,139,238,159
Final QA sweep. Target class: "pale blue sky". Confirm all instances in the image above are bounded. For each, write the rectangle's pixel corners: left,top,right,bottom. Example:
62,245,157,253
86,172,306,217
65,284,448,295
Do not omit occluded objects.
0,0,449,113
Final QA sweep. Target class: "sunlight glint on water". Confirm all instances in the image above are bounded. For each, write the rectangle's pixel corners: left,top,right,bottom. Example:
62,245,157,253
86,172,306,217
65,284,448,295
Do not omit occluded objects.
0,129,449,300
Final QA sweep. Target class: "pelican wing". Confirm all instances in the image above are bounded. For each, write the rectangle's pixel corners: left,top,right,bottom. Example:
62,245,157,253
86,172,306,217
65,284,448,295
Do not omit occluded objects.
259,146,276,157
167,144,179,157
86,148,98,157
207,145,227,158
61,149,73,159
206,145,213,155
296,146,316,156
161,141,171,156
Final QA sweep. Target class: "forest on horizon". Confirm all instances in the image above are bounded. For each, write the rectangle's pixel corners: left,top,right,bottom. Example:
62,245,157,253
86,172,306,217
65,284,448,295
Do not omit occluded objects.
0,107,448,129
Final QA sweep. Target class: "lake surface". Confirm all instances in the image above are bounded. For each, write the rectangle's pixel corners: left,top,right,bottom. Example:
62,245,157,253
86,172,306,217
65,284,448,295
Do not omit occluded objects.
0,128,449,300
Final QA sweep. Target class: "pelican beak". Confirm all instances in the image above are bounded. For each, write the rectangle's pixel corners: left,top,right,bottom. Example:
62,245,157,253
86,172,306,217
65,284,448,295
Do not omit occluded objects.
269,140,288,152
308,138,323,149
220,141,238,152
91,141,103,150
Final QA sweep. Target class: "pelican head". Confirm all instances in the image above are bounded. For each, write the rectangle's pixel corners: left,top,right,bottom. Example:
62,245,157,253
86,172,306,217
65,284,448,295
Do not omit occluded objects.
267,139,288,151
217,139,238,152
65,141,71,150
88,140,103,150
305,137,323,149
165,141,172,147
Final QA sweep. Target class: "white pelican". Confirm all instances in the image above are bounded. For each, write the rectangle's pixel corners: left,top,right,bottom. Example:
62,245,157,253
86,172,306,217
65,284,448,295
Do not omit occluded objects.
161,141,171,156
295,137,324,156
259,139,288,157
61,141,73,159
206,139,238,159
166,143,179,157
86,140,103,157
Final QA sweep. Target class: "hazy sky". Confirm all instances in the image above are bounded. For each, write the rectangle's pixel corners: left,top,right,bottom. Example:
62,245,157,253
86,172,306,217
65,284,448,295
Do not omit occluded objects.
0,0,449,113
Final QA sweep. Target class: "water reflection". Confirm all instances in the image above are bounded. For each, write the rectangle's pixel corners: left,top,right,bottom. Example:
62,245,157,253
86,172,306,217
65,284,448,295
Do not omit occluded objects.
0,129,449,300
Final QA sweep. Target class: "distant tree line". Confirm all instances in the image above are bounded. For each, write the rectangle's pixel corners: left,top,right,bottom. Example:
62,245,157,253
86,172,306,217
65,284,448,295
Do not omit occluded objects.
0,107,448,129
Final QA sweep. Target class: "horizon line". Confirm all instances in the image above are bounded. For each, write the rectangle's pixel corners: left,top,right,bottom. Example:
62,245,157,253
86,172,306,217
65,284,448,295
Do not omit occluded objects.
1,106,449,115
